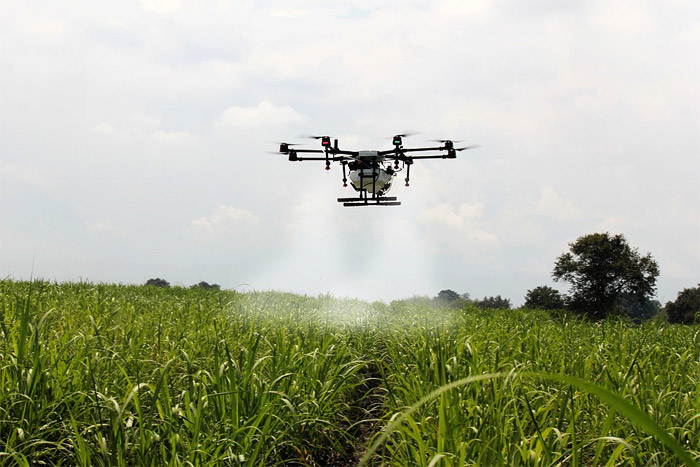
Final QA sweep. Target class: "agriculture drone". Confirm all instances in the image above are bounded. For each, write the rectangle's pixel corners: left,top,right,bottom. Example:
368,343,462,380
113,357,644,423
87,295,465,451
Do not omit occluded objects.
274,134,478,207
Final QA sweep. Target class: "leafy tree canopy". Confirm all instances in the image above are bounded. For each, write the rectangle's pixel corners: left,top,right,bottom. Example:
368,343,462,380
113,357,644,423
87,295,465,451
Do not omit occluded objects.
615,293,661,322
436,289,460,302
474,295,511,310
665,286,700,324
145,278,170,288
524,286,565,310
552,232,659,319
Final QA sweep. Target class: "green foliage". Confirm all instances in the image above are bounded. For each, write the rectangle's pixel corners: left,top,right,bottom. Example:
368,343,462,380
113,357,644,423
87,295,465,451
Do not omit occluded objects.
1,280,697,466
191,281,221,290
665,286,700,324
436,289,460,303
362,370,698,467
553,232,660,319
145,278,170,288
434,290,471,309
615,292,661,322
473,295,512,309
524,286,565,310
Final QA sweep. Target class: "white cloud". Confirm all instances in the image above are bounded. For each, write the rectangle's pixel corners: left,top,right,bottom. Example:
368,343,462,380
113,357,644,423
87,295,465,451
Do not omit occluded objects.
92,115,195,143
672,22,700,46
91,115,161,139
87,220,126,235
437,0,493,18
13,17,69,38
191,205,259,230
417,202,500,258
267,9,310,19
418,202,485,228
151,130,196,144
187,205,262,242
595,1,655,36
535,186,581,220
596,216,626,233
139,0,181,14
92,122,120,135
130,114,161,129
217,101,305,129
0,163,50,188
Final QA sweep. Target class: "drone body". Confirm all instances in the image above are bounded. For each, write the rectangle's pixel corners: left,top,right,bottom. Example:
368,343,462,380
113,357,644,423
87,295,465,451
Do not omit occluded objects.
276,135,477,207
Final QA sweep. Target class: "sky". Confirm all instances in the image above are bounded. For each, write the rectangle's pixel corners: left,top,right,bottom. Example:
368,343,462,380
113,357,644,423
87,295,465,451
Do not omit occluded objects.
1,0,698,305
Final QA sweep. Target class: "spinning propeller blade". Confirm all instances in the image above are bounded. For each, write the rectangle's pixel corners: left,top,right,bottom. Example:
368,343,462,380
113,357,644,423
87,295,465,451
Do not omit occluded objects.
455,144,480,151
300,134,333,148
300,134,332,140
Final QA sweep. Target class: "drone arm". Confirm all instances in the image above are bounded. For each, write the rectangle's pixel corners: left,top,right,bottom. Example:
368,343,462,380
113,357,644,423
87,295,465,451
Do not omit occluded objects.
332,149,360,157
291,155,357,162
378,145,450,162
402,145,477,159
402,154,456,160
399,146,446,153
293,156,350,161
288,149,325,154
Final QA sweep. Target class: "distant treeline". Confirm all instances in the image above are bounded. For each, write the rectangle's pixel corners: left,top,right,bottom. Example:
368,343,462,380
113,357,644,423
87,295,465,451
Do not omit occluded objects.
428,286,698,324
143,233,698,325
145,278,220,290
432,231,698,325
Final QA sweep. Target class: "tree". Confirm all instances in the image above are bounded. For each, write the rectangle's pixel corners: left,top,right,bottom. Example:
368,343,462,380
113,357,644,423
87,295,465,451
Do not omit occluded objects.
437,289,459,303
145,278,170,288
664,286,700,324
434,290,472,309
524,286,565,310
615,292,661,322
474,295,511,309
435,289,470,309
552,233,659,319
191,281,221,290
436,289,460,303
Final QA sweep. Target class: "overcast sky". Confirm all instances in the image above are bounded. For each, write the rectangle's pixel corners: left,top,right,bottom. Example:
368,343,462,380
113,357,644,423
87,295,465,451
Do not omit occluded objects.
1,0,698,305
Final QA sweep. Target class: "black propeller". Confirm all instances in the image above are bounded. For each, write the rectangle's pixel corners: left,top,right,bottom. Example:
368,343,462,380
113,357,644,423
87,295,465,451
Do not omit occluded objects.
300,134,332,140
455,144,480,151
430,140,479,151
300,134,333,148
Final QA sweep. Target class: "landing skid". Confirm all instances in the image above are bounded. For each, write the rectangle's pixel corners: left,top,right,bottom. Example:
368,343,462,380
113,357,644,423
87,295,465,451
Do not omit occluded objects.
337,196,401,207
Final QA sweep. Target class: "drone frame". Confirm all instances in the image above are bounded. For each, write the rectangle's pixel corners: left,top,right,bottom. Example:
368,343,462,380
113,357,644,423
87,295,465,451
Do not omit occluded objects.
277,135,477,207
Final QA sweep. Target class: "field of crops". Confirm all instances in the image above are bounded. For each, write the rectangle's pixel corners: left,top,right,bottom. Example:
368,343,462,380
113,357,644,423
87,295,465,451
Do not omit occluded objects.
1,280,698,466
